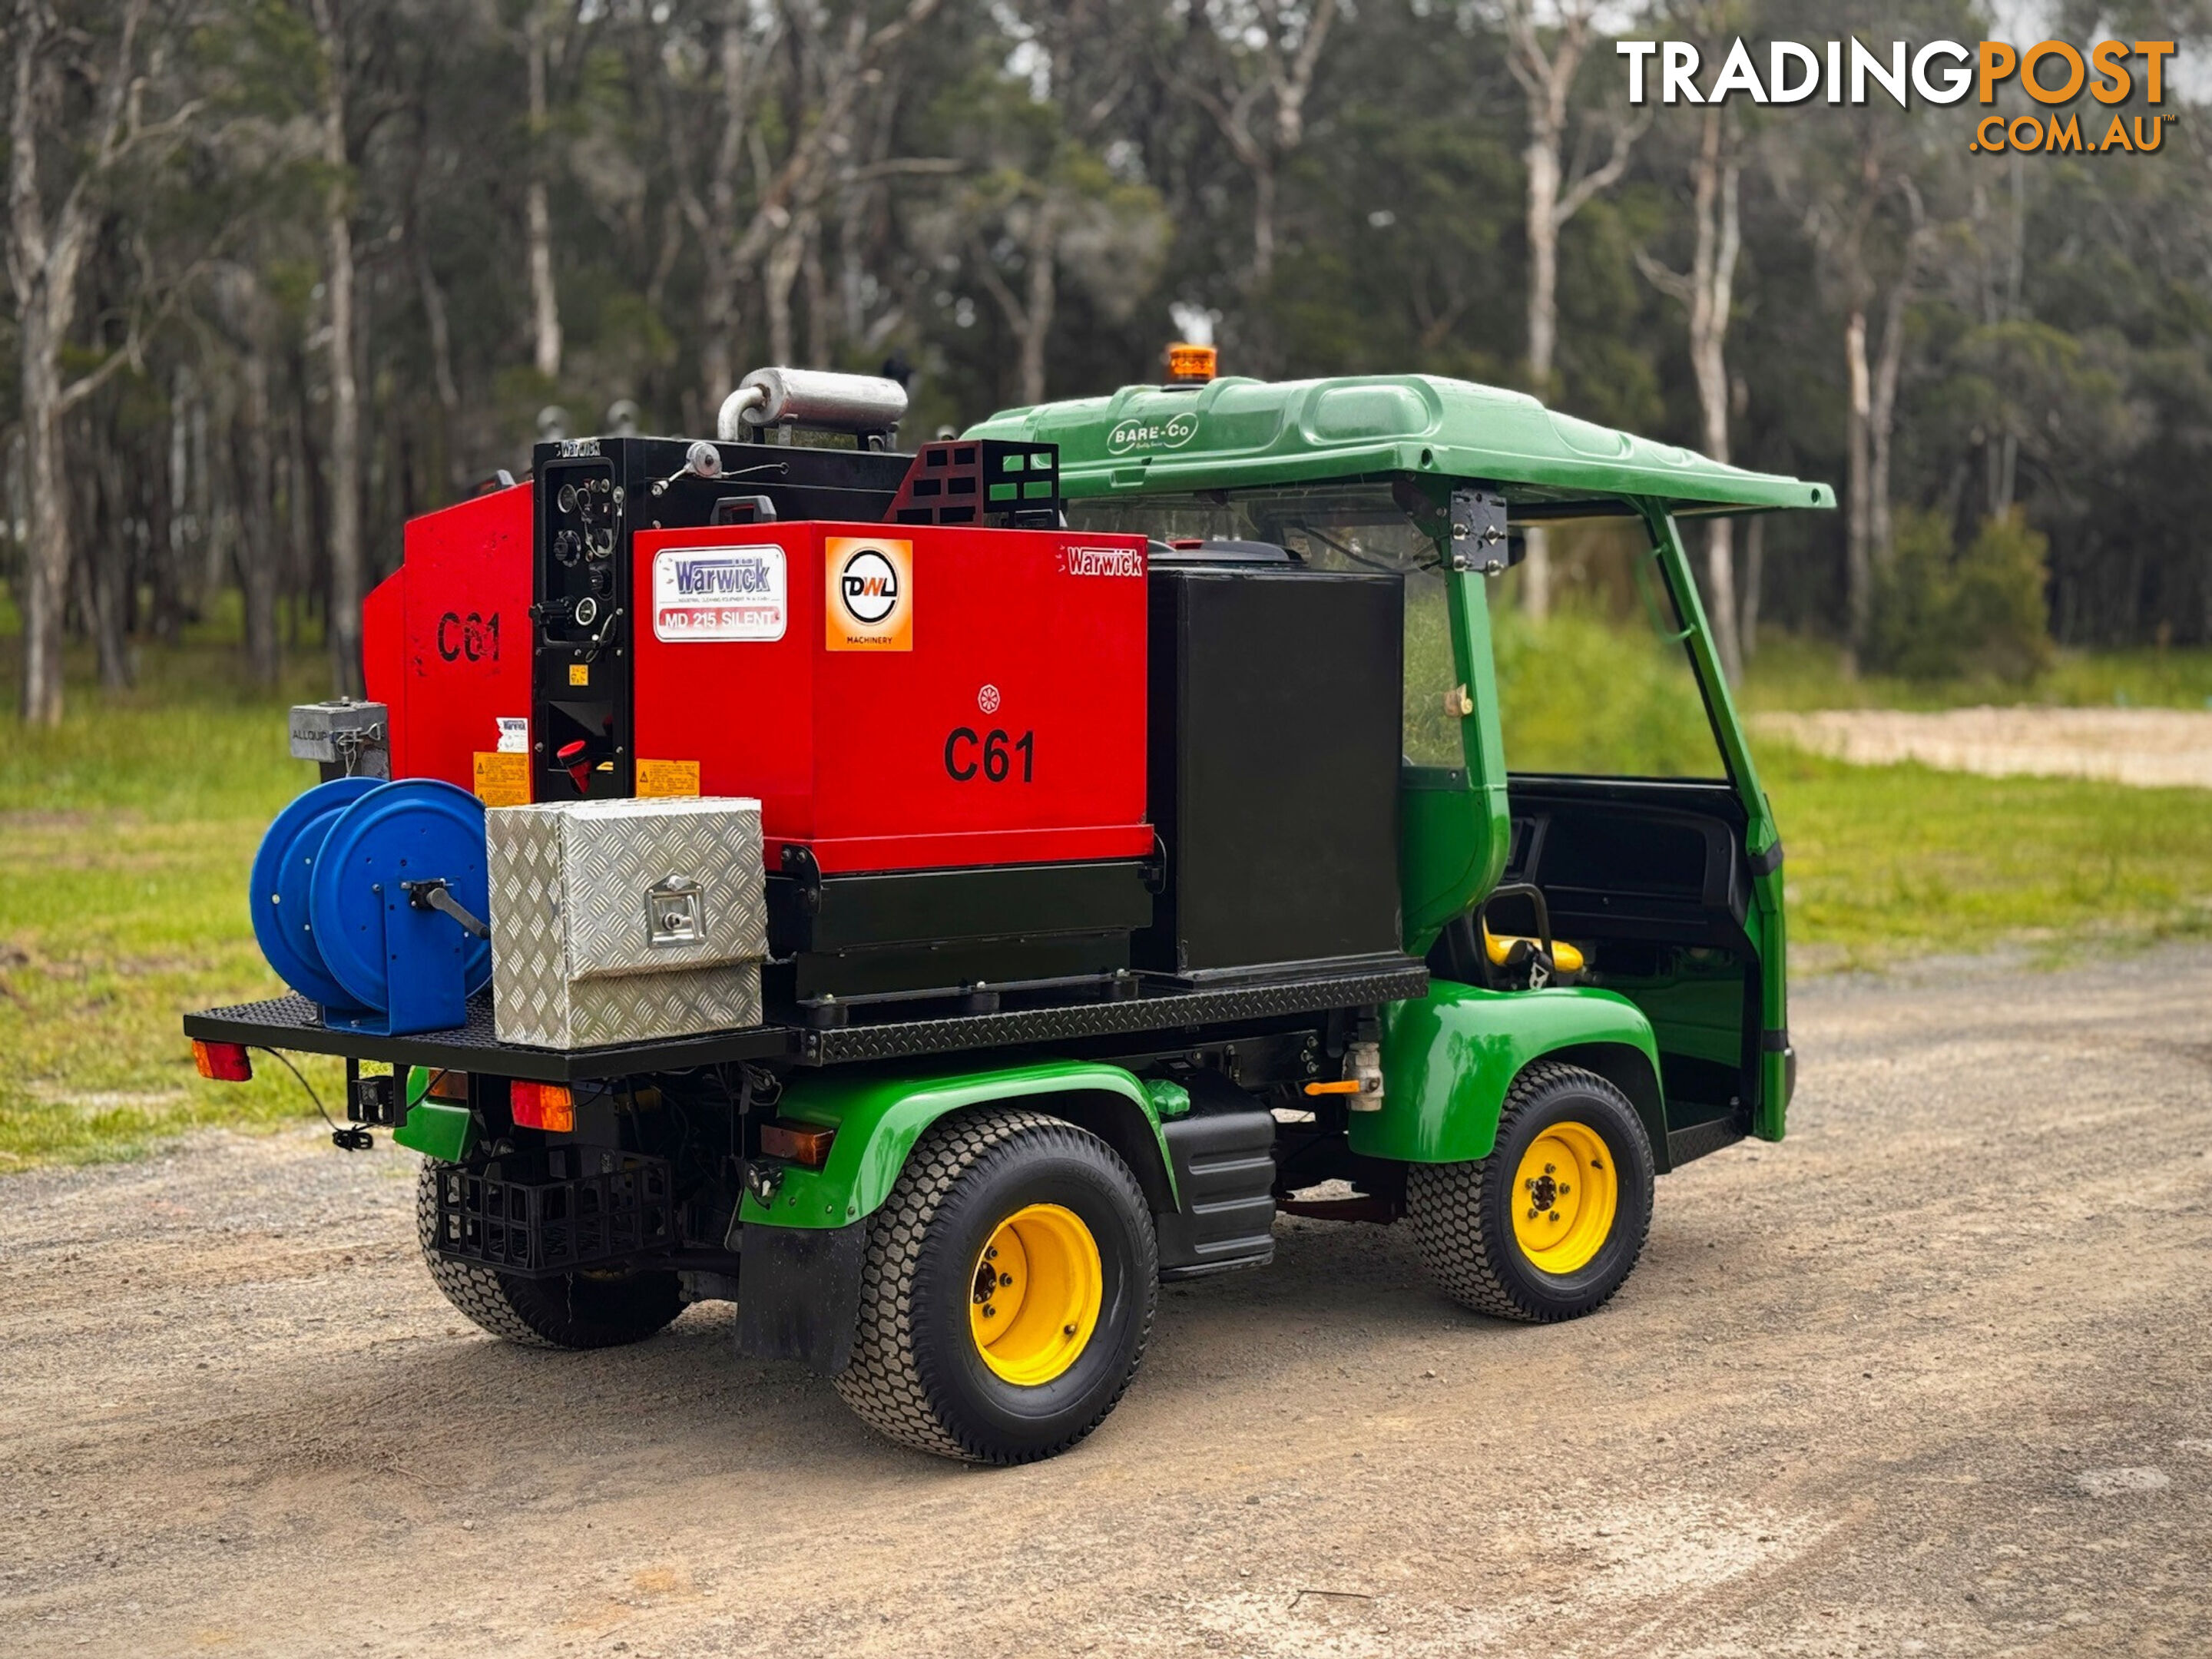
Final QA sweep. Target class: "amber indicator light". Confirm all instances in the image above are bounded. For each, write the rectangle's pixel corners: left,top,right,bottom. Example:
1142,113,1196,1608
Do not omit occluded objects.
760,1120,837,1169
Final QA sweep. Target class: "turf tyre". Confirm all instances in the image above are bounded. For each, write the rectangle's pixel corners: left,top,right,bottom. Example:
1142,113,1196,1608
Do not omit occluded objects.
414,1161,685,1349
1406,1061,1654,1323
834,1106,1158,1464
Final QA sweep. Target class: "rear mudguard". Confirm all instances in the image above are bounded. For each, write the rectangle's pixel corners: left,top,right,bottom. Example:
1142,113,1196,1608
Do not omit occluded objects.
1356,980,1667,1169
733,1058,1184,1376
740,1059,1181,1231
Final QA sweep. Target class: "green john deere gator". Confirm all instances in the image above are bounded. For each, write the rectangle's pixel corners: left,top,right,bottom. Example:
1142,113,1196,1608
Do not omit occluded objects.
187,363,1831,1466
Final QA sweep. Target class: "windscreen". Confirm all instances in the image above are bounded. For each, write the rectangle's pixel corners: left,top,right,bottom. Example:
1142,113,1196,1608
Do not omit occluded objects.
1071,484,1730,781
1072,484,1462,767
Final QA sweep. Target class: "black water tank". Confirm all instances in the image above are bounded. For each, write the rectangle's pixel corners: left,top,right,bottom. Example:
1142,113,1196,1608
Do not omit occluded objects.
1139,553,1404,978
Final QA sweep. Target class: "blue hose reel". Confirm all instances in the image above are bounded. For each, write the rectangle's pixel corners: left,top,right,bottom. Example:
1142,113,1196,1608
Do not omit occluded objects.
250,777,493,1035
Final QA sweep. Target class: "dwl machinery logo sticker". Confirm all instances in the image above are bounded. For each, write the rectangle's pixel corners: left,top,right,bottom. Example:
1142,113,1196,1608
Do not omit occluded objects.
826,538,914,651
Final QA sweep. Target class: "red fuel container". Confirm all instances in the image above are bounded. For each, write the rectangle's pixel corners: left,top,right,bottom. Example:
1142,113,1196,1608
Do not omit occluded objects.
363,481,535,790
631,521,1151,874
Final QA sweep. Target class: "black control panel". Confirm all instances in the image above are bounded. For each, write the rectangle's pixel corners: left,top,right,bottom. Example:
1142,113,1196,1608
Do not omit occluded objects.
526,435,912,802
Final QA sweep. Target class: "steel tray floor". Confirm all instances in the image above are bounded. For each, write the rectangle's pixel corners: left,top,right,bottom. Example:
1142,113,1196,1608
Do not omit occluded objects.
185,959,1428,1081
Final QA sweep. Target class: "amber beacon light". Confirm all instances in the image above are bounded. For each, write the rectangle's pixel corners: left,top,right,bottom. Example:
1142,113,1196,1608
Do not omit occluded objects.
1164,343,1217,384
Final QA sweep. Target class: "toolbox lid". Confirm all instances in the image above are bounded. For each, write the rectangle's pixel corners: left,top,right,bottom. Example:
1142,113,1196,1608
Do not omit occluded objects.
965,373,1833,521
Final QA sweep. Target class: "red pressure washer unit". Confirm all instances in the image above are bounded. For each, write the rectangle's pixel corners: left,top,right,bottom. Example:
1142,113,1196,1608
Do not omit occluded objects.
359,370,1165,1022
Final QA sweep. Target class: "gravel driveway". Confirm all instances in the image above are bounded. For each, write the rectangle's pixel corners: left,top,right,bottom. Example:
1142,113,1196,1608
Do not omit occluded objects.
4,946,2210,1657
1757,706,2212,789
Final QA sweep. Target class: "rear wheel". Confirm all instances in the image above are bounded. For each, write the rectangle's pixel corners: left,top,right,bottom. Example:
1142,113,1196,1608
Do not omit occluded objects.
835,1107,1157,1464
1406,1061,1655,1322
414,1161,685,1349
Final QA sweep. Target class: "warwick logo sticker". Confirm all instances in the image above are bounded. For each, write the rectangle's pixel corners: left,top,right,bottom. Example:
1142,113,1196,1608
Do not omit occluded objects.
652,545,786,642
826,537,913,652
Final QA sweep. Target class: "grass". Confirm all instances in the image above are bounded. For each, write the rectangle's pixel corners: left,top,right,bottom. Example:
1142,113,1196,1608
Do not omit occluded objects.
0,635,346,1172
1,620,2204,1171
1740,634,2212,713
1757,746,2212,972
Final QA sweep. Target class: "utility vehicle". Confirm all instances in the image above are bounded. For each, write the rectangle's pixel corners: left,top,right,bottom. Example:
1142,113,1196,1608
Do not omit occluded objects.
187,362,1830,1464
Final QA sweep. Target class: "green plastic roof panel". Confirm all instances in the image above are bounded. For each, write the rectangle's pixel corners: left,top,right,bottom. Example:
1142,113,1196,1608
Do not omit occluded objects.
965,373,1834,518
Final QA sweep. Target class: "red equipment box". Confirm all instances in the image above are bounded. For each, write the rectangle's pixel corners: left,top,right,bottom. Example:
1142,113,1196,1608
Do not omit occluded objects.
631,522,1151,873
363,482,534,787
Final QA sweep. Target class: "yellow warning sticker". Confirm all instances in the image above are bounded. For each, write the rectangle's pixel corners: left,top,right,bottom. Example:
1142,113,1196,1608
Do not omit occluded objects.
635,759,701,799
568,662,590,687
473,751,532,807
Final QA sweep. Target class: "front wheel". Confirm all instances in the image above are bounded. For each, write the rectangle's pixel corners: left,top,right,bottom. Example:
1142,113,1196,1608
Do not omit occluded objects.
835,1107,1158,1464
1406,1061,1655,1322
414,1161,685,1349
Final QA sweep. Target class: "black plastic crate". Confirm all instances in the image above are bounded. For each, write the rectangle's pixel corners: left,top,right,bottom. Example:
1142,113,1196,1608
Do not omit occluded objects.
431,1151,676,1277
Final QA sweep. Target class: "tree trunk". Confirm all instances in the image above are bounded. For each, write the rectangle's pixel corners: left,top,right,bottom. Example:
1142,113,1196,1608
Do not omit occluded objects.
1740,511,1763,658
694,1,753,402
1843,307,1873,664
17,313,71,724
8,0,150,720
415,233,464,492
1018,207,1056,406
193,382,224,601
802,212,830,368
1701,520,1739,683
237,353,281,687
763,223,806,366
1524,137,1560,400
525,2,561,381
88,416,134,688
1869,279,1909,571
700,237,740,399
147,400,182,644
312,0,365,694
1684,110,1742,684
1865,192,1926,575
325,208,363,693
1250,160,1276,292
1519,134,1560,622
290,345,329,631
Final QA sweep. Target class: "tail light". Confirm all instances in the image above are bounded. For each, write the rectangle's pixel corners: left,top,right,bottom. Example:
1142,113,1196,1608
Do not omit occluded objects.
192,1040,253,1082
510,1080,575,1133
760,1119,836,1170
424,1069,471,1103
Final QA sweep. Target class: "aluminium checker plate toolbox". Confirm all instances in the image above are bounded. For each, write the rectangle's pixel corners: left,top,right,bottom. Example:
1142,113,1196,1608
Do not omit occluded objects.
487,796,769,1049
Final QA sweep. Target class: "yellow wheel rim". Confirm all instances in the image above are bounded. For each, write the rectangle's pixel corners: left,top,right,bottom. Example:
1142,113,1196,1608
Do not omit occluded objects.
1509,1120,1618,1275
969,1203,1104,1386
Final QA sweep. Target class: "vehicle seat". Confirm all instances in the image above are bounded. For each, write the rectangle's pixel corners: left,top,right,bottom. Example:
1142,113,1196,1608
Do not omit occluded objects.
1482,919,1584,976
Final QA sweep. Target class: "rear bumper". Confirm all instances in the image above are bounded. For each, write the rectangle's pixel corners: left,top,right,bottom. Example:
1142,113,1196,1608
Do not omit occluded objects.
184,993,790,1082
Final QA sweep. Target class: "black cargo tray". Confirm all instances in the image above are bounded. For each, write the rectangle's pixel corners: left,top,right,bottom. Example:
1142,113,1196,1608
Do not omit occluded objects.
184,957,1427,1081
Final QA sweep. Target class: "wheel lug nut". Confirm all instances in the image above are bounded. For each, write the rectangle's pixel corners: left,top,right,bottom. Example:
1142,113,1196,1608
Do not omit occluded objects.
983,1306,996,1318
999,1273,1012,1286
985,1247,998,1260
1545,1163,1555,1174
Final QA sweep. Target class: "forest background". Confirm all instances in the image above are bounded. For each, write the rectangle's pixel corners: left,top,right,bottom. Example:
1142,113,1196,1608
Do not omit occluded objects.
5,0,2212,1165
4,0,2210,712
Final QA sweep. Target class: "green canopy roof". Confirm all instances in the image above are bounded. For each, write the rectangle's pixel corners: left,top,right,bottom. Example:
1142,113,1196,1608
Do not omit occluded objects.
965,373,1833,518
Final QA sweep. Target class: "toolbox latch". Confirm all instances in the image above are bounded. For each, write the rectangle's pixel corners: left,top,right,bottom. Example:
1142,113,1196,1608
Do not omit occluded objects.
646,875,706,949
